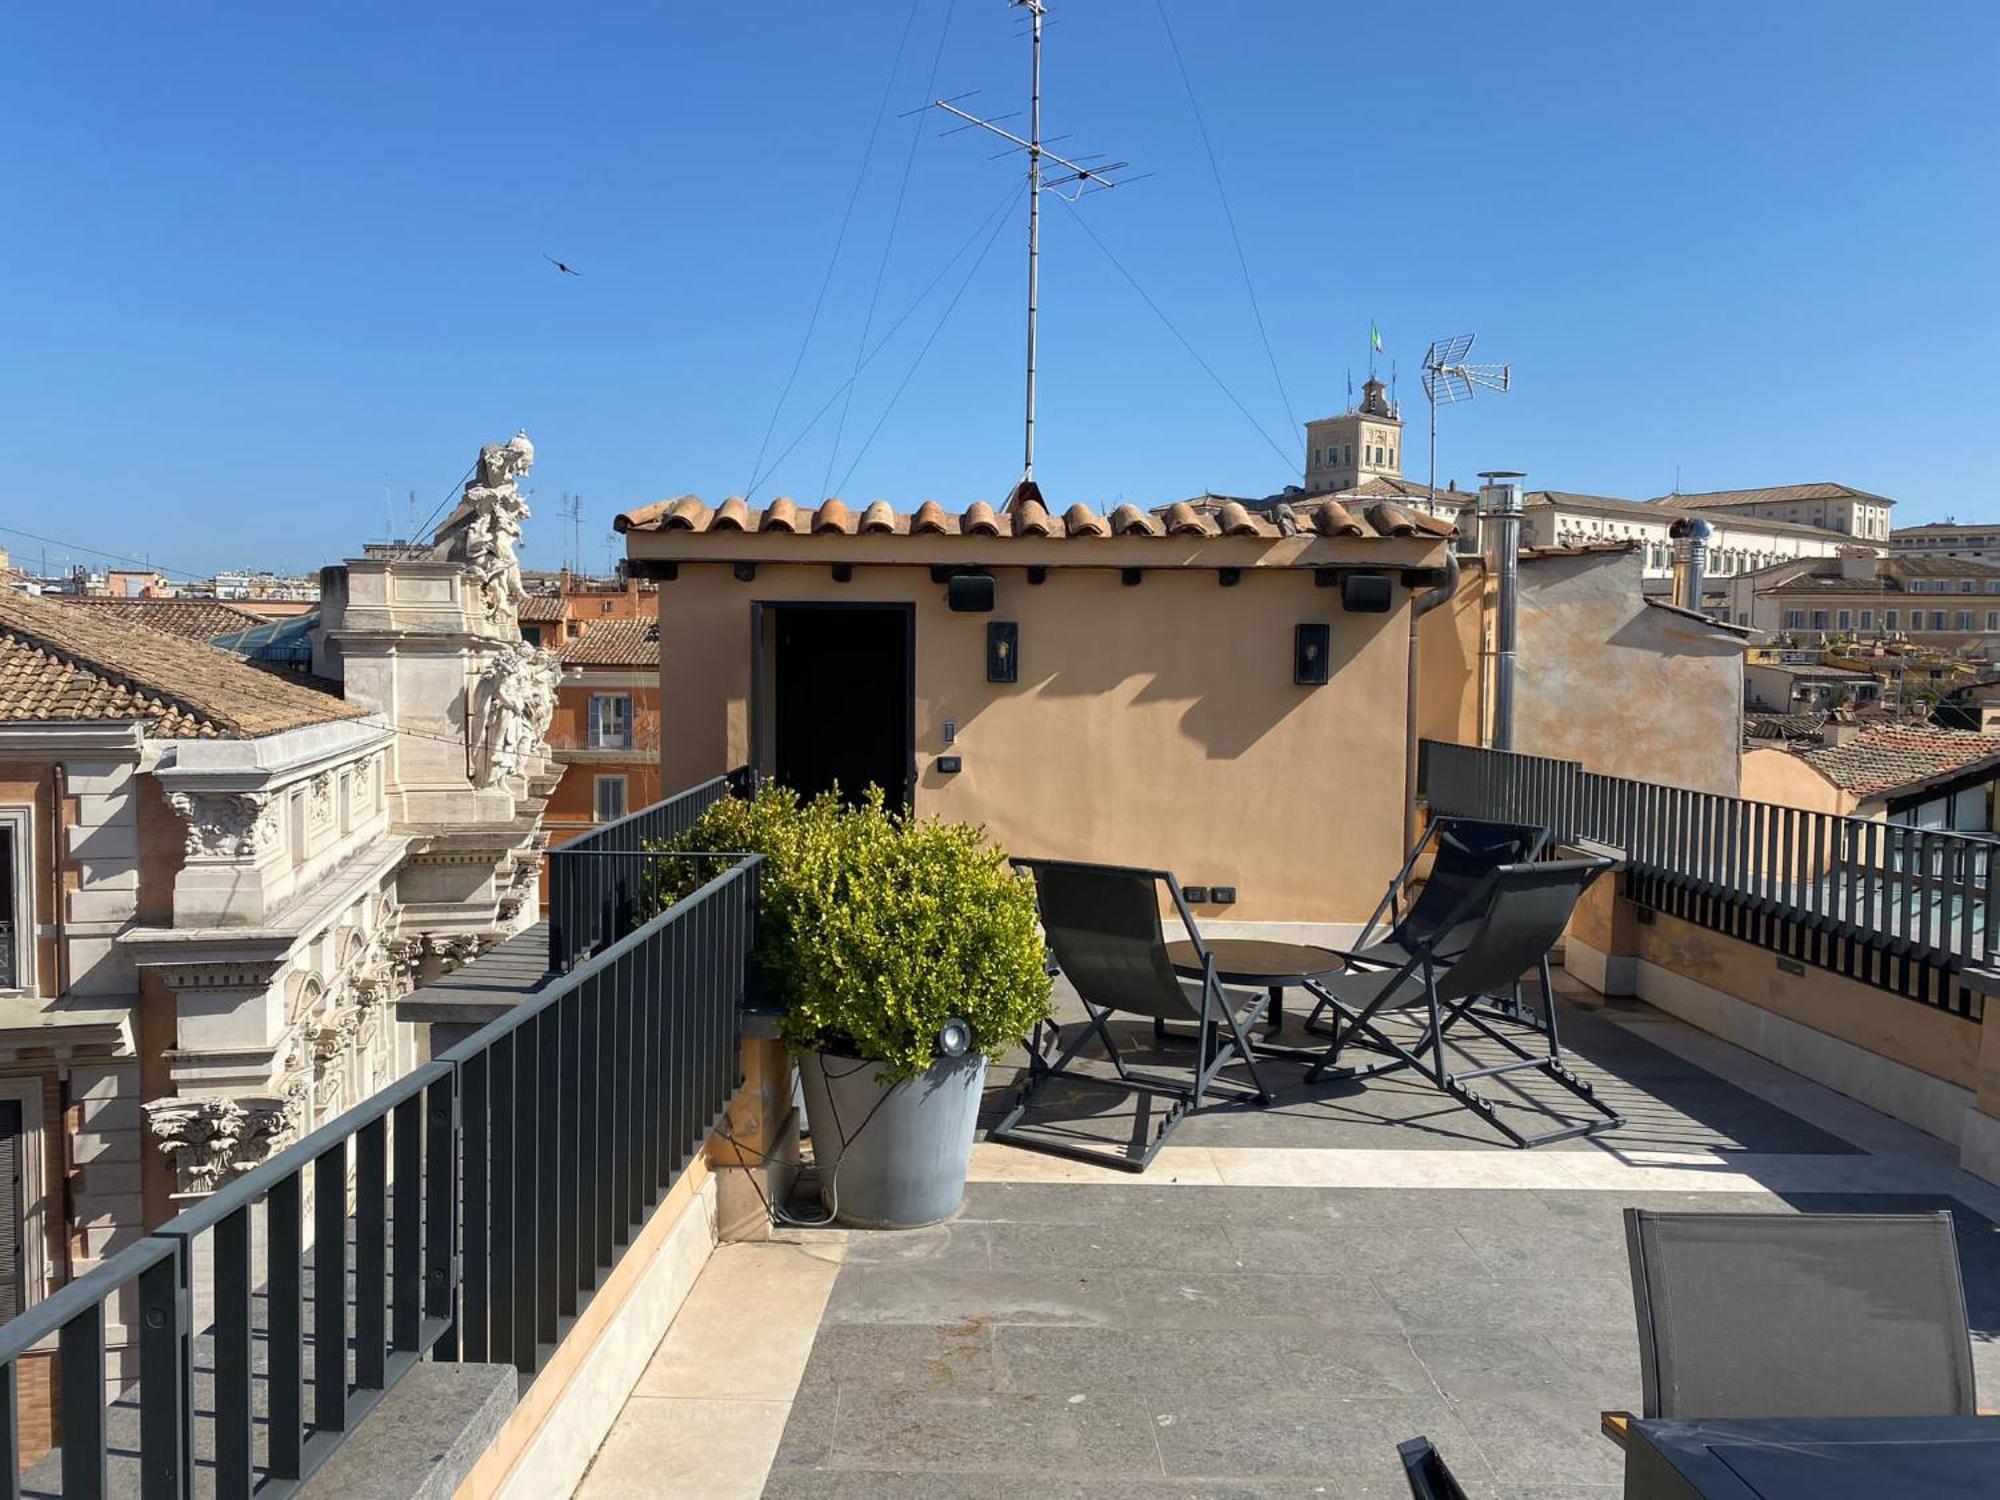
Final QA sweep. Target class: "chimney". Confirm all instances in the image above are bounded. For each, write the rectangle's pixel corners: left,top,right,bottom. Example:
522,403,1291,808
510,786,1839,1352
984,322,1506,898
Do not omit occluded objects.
1478,471,1526,751
1838,549,1878,582
1669,516,1713,613
1823,721,1864,747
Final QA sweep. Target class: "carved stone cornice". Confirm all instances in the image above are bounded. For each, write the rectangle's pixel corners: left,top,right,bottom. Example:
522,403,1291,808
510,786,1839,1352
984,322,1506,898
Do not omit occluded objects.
167,790,281,861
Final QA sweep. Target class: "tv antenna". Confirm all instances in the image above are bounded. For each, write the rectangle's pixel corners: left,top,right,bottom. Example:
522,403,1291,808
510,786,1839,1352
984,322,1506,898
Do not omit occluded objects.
920,0,1137,497
1420,334,1511,520
560,493,585,574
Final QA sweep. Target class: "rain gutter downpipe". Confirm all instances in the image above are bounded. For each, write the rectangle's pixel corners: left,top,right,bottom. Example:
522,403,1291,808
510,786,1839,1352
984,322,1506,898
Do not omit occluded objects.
1478,472,1526,752
1405,546,1462,850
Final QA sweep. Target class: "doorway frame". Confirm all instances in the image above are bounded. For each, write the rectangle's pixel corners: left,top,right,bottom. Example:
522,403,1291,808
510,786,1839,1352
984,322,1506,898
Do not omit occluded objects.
750,599,919,810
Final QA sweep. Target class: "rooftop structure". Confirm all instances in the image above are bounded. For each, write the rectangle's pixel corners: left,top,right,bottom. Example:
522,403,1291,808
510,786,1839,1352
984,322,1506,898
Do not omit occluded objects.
48,595,269,643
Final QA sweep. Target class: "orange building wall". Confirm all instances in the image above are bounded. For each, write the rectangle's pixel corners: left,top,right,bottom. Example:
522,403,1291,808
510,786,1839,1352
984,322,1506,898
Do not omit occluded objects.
544,678,663,848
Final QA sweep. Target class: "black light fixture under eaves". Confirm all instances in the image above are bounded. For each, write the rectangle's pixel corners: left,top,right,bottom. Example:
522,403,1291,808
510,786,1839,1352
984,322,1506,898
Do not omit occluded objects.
947,572,997,613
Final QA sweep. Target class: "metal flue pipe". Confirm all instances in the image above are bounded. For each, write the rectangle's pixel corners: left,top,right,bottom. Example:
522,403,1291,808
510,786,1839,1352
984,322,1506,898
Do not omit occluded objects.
1670,516,1713,614
1478,472,1526,751
1405,548,1462,849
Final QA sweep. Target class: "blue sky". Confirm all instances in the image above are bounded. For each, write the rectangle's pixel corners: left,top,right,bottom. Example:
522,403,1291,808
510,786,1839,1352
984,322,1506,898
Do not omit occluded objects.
2,2,1995,579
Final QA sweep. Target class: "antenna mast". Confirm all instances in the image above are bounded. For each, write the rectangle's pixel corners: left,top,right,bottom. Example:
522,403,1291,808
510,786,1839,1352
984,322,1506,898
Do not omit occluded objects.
1420,333,1511,520
925,0,1134,494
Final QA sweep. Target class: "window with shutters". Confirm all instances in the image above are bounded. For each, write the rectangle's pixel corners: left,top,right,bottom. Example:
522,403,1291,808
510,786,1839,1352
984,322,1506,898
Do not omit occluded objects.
0,811,31,995
594,775,629,823
0,1099,25,1322
588,694,632,751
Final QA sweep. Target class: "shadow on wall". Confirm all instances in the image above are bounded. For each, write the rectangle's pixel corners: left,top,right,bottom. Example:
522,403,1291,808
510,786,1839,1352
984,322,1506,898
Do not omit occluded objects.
937,610,1375,763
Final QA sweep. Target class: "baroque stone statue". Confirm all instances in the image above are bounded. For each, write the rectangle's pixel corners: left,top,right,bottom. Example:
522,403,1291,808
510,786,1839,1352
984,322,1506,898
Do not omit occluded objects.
473,639,561,787
436,429,535,630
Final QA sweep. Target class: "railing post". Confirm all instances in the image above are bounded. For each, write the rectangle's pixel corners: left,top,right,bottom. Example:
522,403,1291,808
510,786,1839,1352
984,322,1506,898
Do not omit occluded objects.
137,1241,189,1500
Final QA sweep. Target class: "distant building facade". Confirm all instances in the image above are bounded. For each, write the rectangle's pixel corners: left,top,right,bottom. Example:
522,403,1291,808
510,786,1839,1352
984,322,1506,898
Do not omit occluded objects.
1732,554,2000,654
1890,522,2000,566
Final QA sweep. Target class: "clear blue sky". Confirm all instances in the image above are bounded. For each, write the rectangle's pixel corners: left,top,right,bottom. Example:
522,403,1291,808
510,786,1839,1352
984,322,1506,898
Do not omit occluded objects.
3,2,1995,579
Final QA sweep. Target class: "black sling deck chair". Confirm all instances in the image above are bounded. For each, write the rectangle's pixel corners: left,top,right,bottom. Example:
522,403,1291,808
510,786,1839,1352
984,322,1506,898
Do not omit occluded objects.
1304,856,1622,1148
1306,816,1550,1035
990,859,1275,1172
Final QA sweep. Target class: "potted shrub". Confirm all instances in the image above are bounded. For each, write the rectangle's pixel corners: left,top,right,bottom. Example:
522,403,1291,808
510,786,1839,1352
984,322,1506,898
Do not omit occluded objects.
658,786,1049,1227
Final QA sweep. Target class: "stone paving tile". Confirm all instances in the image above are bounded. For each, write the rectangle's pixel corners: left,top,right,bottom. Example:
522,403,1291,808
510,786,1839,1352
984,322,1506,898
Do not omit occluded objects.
1116,1269,1404,1332
835,1221,995,1270
1405,1330,1601,1405
1226,1222,1496,1279
795,1321,998,1393
1371,1271,1637,1337
1445,1392,1627,1489
763,1470,1420,1498
822,1387,1164,1475
1147,1392,1489,1484
821,1264,1125,1327
986,1217,1254,1273
991,1325,1436,1399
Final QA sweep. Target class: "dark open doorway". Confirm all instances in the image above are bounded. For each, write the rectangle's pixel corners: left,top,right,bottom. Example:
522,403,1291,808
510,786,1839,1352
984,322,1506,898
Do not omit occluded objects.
756,604,914,812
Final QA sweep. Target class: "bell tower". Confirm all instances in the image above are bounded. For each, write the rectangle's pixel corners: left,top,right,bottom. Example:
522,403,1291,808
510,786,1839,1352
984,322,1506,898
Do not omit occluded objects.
1303,377,1403,494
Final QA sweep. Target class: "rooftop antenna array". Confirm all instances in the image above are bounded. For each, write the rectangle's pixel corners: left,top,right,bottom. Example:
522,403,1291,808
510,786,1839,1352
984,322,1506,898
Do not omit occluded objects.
920,0,1138,497
560,492,585,574
1420,333,1511,517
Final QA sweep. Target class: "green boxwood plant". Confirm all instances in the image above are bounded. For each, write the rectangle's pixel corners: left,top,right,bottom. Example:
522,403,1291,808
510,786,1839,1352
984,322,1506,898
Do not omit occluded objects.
649,786,1050,1082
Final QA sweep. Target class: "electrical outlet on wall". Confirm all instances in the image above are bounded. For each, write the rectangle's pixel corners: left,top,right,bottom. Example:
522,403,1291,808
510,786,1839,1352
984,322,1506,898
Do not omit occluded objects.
1210,886,1237,905
1182,885,1210,903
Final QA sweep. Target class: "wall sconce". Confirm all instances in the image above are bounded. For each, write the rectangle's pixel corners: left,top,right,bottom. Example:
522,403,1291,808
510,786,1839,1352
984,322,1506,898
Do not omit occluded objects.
1294,623,1331,685
987,621,1019,683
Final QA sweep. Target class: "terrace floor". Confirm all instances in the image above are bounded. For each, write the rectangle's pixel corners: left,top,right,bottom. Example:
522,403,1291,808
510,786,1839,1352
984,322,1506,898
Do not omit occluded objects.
577,968,2000,1500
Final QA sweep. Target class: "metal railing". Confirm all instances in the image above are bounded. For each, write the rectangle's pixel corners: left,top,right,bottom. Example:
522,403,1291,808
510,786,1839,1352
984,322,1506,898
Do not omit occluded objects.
545,768,750,973
0,850,760,1498
1421,739,1999,1018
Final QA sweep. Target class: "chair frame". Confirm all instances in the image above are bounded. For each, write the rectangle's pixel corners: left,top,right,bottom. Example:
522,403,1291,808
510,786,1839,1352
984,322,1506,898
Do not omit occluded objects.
1306,815,1553,1037
1396,1435,1471,1500
990,857,1274,1173
1303,859,1623,1149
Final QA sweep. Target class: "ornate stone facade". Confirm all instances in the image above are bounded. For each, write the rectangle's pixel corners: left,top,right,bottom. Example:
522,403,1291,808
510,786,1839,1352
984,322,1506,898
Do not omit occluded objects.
167,790,280,861
439,430,536,631
144,1095,292,1195
473,639,561,788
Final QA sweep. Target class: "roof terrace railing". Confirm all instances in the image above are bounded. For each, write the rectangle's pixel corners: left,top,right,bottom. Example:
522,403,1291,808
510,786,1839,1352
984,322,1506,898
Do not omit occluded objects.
545,767,752,973
1421,739,1999,1019
0,848,761,1498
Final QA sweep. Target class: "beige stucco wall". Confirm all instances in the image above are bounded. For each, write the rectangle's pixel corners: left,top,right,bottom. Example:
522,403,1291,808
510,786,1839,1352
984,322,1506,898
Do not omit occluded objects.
654,560,1420,924
1418,550,1744,795
1739,746,1858,816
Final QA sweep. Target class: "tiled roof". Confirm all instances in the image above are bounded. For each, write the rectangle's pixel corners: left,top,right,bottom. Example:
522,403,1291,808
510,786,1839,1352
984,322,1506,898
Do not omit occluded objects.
1893,523,1991,537
1654,482,1893,510
616,494,1456,542
558,619,659,667
1801,724,2000,797
1745,711,1828,741
1528,490,1849,540
1760,557,2000,595
53,597,269,643
520,594,568,622
0,588,364,739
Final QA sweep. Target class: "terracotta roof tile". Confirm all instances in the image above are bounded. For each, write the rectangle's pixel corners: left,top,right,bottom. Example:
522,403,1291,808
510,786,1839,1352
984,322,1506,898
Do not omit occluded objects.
615,494,1449,544
54,597,268,643
1108,504,1160,537
0,588,363,739
520,594,568,622
1802,724,2000,797
557,618,660,667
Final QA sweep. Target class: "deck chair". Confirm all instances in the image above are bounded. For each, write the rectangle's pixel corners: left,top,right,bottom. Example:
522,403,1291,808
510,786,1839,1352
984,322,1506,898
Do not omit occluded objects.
1621,1208,1977,1420
989,858,1275,1173
1307,816,1549,1035
1396,1436,1471,1500
1303,857,1621,1148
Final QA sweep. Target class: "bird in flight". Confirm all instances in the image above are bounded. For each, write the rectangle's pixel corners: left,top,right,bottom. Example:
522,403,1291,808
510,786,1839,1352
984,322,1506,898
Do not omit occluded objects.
543,254,580,276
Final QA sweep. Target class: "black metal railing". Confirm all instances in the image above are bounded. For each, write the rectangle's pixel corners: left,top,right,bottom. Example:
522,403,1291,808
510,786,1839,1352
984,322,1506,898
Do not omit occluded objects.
1421,739,1999,1018
545,768,750,973
0,851,760,1498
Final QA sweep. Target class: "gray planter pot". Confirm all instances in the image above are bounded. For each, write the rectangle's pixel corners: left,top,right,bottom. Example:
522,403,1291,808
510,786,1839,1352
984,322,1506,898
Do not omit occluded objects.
797,1049,986,1229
